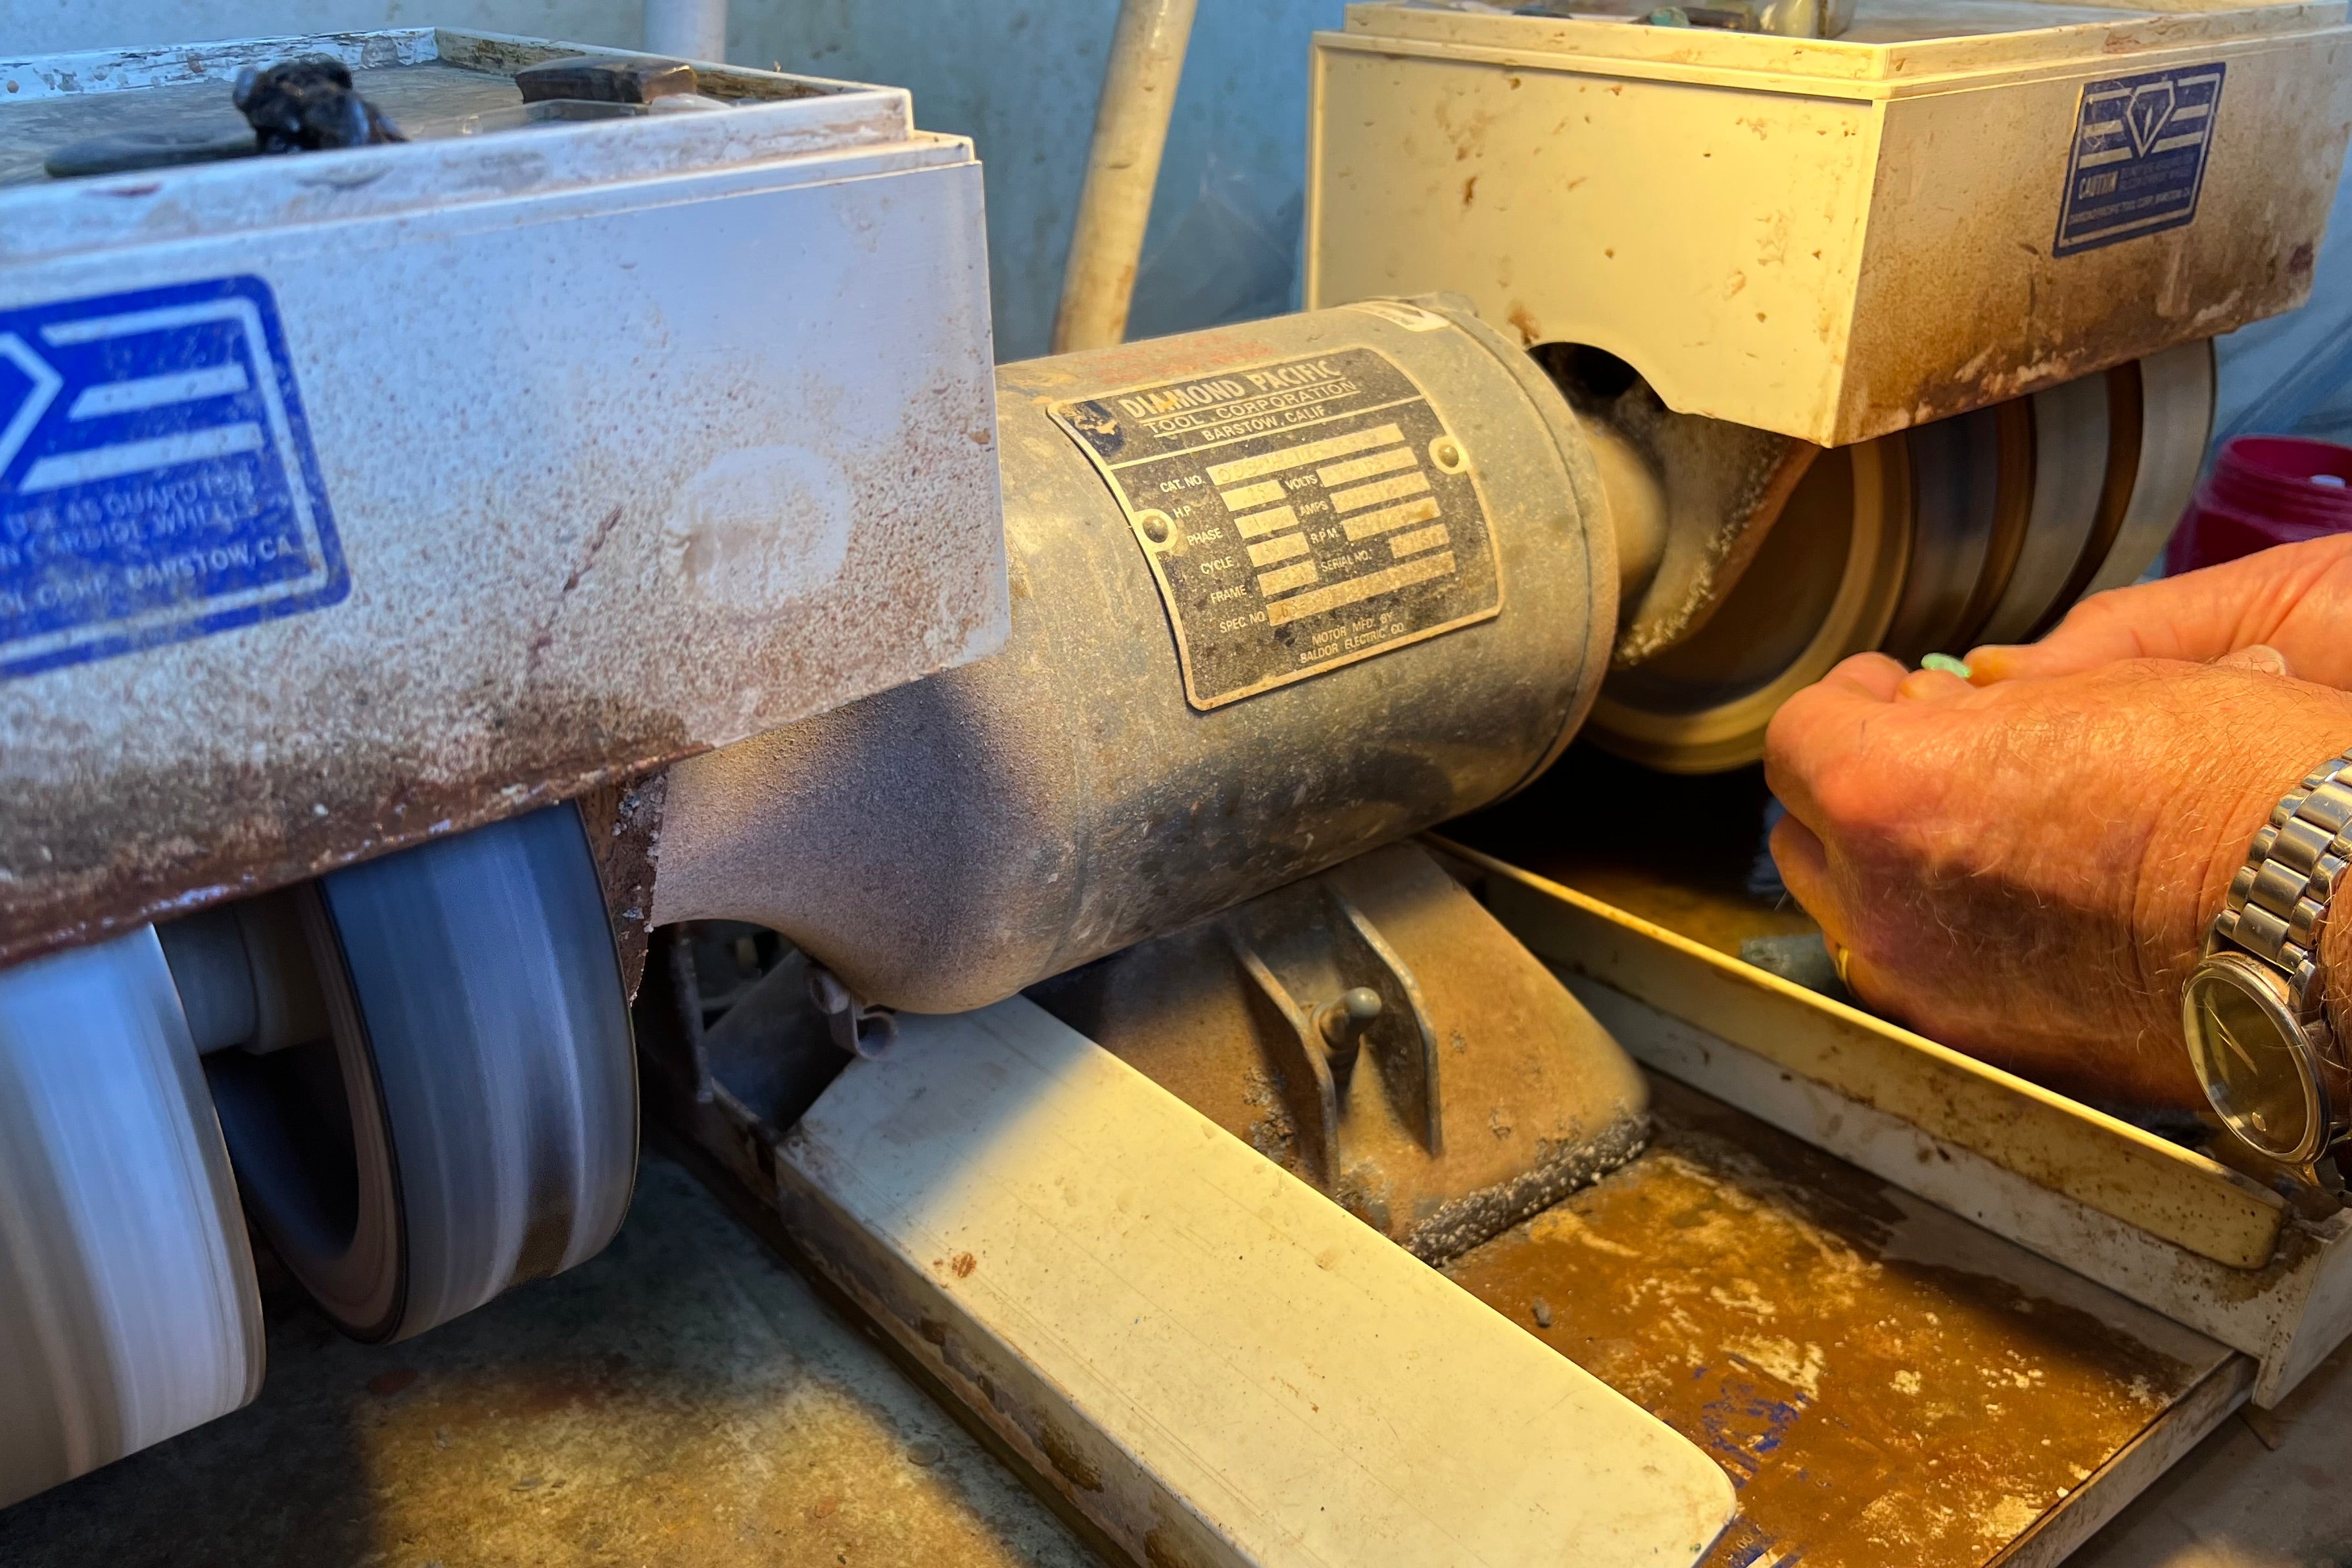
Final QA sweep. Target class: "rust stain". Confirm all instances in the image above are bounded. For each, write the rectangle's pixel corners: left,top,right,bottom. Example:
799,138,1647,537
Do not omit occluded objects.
577,767,666,1001
1036,1419,1104,1494
0,701,698,972
1461,174,1479,210
949,1252,978,1279
1444,1078,2209,1568
1507,303,1542,346
1145,1524,1208,1568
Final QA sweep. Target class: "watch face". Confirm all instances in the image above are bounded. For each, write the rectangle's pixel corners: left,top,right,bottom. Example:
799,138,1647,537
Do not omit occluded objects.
2184,959,2318,1161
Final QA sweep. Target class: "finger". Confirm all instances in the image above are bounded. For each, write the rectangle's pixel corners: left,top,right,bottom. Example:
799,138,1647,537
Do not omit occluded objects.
1764,656,1902,828
2212,642,2293,678
1896,668,1972,703
1768,817,1881,1007
1768,815,1840,930
1971,535,2352,681
1833,942,1890,1014
1819,652,1908,702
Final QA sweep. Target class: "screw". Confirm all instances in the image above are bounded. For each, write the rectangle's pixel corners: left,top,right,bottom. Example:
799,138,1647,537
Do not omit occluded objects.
1316,987,1383,1066
1138,510,1172,544
1431,437,1466,472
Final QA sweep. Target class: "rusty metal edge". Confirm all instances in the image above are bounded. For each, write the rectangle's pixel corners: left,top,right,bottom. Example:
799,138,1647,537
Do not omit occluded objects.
2,746,690,975
1990,1352,2256,1568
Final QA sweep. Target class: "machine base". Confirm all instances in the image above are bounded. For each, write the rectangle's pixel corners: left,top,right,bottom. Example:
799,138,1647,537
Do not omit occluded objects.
642,911,2261,1567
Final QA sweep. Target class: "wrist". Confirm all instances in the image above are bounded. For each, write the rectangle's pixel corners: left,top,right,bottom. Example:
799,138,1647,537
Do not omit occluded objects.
2144,693,2352,1036
2326,900,2352,1052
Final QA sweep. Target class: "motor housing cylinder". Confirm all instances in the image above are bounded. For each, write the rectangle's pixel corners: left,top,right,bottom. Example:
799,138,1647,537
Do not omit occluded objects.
652,299,1615,1011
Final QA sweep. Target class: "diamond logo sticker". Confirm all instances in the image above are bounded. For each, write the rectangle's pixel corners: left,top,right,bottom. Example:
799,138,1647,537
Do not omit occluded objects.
2054,62,2225,257
0,333,62,477
0,276,347,680
2124,80,2177,158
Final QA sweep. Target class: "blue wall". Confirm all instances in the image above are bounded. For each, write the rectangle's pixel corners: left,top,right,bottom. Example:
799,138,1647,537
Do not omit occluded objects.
742,1,1345,360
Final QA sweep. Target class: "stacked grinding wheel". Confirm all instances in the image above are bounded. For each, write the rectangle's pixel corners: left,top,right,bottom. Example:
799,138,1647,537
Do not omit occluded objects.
0,805,636,1508
1588,341,2217,773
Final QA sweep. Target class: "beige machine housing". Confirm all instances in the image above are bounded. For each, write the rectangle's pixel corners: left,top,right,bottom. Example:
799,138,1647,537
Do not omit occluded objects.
1306,0,2352,447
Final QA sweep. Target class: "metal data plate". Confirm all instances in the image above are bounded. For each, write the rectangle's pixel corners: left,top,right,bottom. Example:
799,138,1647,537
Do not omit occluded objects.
1048,345,1500,709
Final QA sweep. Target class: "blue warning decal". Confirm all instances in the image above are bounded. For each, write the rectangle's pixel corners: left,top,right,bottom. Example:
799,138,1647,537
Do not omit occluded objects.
2054,62,2226,257
0,275,347,680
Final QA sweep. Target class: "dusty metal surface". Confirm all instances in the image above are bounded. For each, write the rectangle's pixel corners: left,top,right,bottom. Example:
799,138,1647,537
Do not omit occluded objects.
0,1149,1099,1568
1532,348,1820,671
1307,4,2352,446
640,880,2267,1564
1032,842,1650,1262
1846,38,2349,440
1446,1074,2247,1568
646,905,2251,1568
0,34,1003,970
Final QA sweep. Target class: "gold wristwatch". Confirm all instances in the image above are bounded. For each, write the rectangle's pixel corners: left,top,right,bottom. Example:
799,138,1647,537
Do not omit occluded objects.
2184,756,2352,1183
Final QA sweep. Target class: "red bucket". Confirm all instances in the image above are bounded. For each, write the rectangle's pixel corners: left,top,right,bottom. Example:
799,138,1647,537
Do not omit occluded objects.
2168,435,2352,575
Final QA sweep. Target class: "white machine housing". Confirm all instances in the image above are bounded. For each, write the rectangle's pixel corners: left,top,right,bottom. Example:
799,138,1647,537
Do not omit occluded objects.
0,30,1005,968
1307,0,2352,445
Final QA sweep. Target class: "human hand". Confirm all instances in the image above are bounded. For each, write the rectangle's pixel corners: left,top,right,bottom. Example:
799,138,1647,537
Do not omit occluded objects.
1765,652,2352,1109
1967,533,2352,688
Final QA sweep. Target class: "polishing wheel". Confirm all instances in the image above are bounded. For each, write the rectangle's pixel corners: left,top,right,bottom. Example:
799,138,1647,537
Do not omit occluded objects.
1587,436,1913,774
0,930,265,1509
1589,343,2215,773
0,802,637,1504
2073,341,2217,605
193,803,638,1343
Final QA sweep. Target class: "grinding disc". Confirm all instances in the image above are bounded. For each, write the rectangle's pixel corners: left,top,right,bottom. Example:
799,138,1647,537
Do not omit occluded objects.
1937,397,2038,653
1972,373,2113,646
0,929,264,1509
1587,436,1912,774
2072,340,2218,603
208,803,636,1344
1881,405,2004,665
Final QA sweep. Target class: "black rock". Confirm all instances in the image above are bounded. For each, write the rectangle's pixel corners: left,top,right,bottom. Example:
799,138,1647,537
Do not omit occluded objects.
231,55,406,153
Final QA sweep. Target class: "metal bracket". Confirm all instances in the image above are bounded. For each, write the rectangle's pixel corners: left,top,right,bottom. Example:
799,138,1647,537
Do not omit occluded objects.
1030,842,1650,1262
807,964,900,1060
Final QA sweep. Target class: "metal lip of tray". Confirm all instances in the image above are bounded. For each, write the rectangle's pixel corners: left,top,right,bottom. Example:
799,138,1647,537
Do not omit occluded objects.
1328,0,2351,92
0,30,951,264
1436,837,2352,1406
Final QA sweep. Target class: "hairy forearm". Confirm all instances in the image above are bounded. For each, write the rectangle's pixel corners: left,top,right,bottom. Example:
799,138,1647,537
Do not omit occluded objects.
2325,876,2352,1053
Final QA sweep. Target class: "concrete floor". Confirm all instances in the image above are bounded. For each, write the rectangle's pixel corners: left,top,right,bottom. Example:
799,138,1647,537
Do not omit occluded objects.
8,1133,2352,1567
2073,1335,2352,1568
0,1148,1098,1568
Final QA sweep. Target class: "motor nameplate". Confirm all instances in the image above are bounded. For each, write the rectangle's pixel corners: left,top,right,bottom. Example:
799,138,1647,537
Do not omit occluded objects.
1048,346,1499,709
